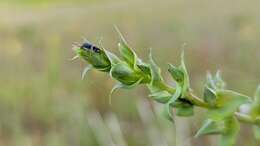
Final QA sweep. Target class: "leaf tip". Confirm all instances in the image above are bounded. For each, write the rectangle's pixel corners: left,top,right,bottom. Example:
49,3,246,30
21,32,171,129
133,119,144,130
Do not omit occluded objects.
81,65,92,80
113,25,128,44
70,55,79,61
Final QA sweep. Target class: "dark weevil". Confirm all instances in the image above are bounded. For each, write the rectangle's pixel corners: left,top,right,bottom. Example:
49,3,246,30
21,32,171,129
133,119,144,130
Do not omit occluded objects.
80,42,101,53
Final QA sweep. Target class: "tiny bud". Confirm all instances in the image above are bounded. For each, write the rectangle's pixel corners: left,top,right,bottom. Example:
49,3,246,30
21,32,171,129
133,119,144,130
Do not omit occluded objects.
111,63,143,85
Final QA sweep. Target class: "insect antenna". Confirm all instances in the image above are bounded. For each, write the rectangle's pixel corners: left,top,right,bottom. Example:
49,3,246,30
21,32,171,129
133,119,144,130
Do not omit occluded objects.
81,36,91,43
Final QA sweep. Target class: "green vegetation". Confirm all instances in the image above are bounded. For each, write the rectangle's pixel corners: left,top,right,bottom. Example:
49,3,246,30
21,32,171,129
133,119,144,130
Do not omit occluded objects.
1,0,260,145
74,29,260,146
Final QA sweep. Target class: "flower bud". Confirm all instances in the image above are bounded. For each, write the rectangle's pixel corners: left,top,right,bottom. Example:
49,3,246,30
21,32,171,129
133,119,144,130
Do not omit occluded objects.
111,62,143,85
75,42,111,72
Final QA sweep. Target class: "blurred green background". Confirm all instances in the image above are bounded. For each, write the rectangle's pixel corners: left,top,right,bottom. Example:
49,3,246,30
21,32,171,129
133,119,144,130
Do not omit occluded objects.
0,0,260,145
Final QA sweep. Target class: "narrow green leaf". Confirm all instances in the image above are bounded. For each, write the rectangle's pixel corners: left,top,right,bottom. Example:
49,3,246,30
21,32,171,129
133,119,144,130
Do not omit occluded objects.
195,119,224,138
180,51,190,95
162,84,182,122
81,65,92,80
163,104,174,122
109,77,143,104
208,90,251,121
168,84,182,105
167,51,189,97
109,83,125,105
114,26,128,46
219,117,240,146
115,26,137,68
148,49,164,88
118,42,137,68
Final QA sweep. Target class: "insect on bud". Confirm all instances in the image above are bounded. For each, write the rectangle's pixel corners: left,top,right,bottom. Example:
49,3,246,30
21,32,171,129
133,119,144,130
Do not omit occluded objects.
75,42,111,72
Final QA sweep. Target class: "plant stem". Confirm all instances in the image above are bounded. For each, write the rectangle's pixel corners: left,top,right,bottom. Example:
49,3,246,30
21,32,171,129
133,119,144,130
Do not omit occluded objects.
235,112,260,125
158,82,260,125
186,91,210,108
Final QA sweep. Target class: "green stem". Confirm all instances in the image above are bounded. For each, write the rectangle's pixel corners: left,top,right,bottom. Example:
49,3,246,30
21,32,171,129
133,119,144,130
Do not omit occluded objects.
186,91,210,108
159,82,210,108
235,112,260,125
158,82,260,125
235,113,255,124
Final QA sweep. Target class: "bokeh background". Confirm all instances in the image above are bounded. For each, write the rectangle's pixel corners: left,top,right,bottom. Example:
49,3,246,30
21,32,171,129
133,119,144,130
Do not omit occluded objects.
0,0,260,145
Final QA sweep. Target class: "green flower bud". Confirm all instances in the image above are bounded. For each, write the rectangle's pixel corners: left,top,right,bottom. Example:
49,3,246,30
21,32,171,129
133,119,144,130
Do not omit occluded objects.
111,62,143,85
75,42,111,72
149,91,172,104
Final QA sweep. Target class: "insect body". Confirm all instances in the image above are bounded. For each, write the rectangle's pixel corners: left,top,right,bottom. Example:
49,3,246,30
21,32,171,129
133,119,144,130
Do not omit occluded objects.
80,42,101,53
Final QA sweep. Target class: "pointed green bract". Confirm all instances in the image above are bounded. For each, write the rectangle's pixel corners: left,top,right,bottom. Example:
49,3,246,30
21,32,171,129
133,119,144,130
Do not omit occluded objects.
148,50,180,120
115,26,138,69
206,71,226,91
168,51,190,97
149,50,164,86
148,49,175,95
195,119,224,138
109,78,143,104
109,83,125,105
180,51,190,95
162,84,182,122
208,90,251,121
167,51,193,117
81,65,93,80
167,84,182,108
219,117,240,146
148,49,176,115
118,41,137,68
195,115,240,146
163,103,174,122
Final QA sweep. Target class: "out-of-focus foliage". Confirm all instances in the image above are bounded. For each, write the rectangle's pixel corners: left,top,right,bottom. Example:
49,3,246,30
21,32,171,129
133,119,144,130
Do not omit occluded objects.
0,0,260,145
